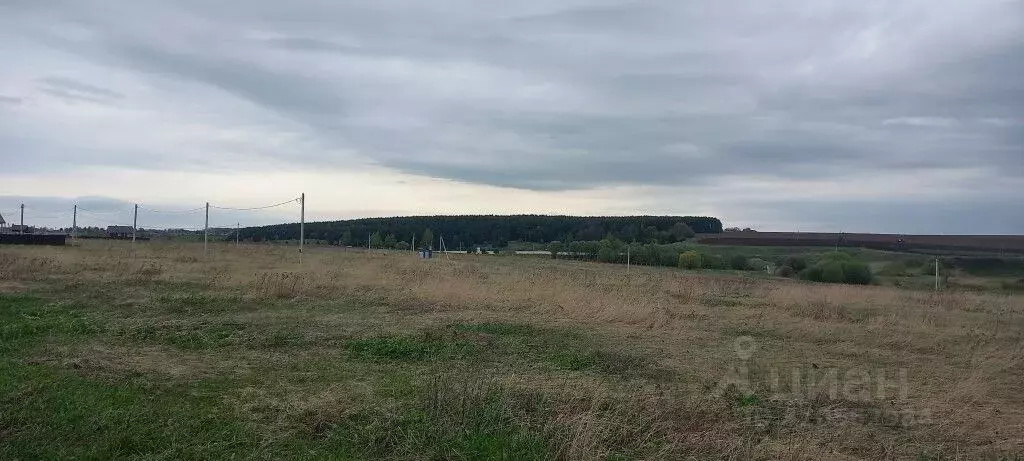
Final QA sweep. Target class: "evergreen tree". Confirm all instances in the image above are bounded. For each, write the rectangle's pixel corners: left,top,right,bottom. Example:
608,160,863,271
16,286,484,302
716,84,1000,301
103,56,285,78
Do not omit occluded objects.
422,228,435,250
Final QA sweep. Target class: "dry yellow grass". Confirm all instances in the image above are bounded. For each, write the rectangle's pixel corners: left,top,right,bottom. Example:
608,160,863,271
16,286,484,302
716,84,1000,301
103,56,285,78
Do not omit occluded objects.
2,239,1023,459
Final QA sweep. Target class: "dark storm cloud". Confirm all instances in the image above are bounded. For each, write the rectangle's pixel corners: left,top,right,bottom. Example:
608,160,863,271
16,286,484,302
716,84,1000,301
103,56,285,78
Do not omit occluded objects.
1,0,1022,231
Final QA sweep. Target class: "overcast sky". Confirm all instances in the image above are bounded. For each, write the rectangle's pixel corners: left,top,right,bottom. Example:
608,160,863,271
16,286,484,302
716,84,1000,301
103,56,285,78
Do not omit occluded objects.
1,0,1022,233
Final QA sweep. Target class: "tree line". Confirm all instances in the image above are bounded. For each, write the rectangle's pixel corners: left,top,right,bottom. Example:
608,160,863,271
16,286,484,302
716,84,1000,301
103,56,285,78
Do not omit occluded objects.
239,215,723,248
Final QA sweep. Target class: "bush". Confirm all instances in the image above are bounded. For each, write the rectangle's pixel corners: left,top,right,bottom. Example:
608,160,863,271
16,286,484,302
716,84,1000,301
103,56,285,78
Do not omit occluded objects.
820,261,845,283
678,251,702,270
729,255,749,270
776,265,796,278
781,256,808,272
841,261,873,285
799,265,824,282
394,241,411,250
547,241,563,259
746,258,769,272
702,254,727,270
798,260,873,285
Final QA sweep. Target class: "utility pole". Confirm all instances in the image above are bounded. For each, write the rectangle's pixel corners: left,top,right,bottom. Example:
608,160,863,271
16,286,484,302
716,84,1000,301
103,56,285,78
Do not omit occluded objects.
132,204,138,244
411,235,415,251
72,205,77,242
204,202,209,258
934,258,940,291
20,204,24,234
299,193,305,256
236,223,240,246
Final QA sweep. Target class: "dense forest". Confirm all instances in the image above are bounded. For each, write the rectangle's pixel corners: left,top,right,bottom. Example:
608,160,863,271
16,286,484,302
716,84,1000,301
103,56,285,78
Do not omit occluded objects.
240,215,723,248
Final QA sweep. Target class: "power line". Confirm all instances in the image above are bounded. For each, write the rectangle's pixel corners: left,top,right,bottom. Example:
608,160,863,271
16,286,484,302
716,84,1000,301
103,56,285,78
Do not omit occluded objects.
209,197,299,211
139,205,205,214
77,207,133,215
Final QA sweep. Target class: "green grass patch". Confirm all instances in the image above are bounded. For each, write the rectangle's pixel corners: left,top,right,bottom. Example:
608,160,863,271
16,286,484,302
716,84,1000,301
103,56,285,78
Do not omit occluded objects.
319,380,549,459
0,294,104,353
0,359,274,459
344,332,484,362
451,322,670,380
455,322,538,337
154,292,248,314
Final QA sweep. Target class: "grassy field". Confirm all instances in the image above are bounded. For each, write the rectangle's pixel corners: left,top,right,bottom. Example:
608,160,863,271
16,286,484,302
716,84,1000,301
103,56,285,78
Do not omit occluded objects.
1,241,1022,459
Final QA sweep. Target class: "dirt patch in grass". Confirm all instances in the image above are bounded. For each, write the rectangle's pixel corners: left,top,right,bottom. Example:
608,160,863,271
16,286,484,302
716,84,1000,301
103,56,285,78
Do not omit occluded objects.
0,281,28,294
111,317,311,351
29,344,225,380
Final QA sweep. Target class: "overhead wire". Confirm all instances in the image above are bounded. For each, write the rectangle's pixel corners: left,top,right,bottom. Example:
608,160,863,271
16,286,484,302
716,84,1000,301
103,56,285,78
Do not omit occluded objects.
23,215,66,221
139,205,205,214
209,197,300,211
76,207,133,215
9,196,300,232
78,209,128,221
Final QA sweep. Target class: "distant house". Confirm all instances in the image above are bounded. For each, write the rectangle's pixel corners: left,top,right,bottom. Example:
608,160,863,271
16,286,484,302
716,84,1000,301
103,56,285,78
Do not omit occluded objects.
9,225,32,234
0,213,6,230
107,225,134,239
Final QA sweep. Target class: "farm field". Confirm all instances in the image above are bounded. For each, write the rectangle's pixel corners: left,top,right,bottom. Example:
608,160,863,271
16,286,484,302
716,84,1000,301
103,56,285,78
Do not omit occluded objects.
1,241,1023,459
697,232,1024,254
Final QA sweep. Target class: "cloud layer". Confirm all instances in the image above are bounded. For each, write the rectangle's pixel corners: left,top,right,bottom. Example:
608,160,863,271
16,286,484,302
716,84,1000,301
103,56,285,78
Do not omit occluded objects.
1,0,1022,232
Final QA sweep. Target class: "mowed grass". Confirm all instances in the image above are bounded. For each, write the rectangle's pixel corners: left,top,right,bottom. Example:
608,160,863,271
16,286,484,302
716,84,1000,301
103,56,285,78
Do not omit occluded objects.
0,241,1023,459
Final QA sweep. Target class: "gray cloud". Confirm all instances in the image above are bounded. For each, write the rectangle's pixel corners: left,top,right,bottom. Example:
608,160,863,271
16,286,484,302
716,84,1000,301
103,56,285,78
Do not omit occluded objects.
1,0,1022,231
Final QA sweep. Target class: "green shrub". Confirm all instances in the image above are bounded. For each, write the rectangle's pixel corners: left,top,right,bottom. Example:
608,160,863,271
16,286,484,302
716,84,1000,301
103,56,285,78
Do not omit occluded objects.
841,261,873,285
799,265,824,282
746,258,769,272
729,255,749,270
702,254,727,270
798,259,873,285
776,265,796,278
820,261,845,283
781,256,808,272
678,251,702,270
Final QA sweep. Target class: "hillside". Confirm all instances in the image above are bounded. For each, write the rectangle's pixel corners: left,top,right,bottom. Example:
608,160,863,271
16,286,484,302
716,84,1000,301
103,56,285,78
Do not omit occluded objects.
241,215,723,248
